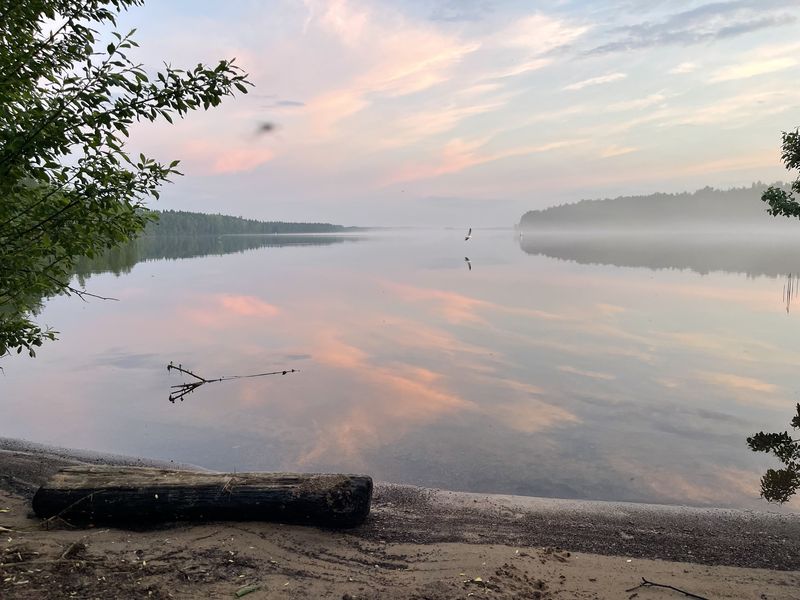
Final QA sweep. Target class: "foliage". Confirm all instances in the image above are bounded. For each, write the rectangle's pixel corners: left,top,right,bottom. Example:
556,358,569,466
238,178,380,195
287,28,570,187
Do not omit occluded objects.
518,183,793,230
147,210,358,236
761,129,800,218
72,228,359,280
747,404,800,503
747,128,800,504
0,0,250,358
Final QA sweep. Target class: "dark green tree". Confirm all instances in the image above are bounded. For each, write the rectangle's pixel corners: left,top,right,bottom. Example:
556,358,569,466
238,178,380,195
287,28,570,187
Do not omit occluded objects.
747,404,800,503
0,0,250,357
749,128,800,503
762,128,800,218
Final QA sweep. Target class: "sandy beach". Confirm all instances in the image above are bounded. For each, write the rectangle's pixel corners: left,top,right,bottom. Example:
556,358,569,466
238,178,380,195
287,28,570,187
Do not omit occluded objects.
1,438,799,599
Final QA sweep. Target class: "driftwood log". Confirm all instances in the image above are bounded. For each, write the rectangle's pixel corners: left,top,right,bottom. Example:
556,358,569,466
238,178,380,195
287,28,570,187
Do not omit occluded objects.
32,466,372,527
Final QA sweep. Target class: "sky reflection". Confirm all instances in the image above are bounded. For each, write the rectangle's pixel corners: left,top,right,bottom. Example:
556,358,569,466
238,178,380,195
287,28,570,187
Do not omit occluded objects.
2,230,799,510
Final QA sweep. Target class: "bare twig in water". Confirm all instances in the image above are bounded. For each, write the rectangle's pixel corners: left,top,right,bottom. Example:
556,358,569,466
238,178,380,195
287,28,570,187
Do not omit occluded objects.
40,272,118,302
625,577,710,600
65,285,119,302
167,362,298,403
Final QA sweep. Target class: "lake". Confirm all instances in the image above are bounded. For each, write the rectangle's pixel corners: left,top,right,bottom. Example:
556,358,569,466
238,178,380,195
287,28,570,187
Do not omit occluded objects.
3,229,800,511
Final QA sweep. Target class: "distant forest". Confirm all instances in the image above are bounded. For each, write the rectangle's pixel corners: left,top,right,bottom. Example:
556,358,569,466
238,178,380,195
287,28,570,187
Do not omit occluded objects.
519,183,796,231
73,234,362,281
145,209,359,236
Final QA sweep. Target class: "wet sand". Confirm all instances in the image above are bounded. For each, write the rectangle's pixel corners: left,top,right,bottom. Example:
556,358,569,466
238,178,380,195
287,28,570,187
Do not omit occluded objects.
1,438,799,598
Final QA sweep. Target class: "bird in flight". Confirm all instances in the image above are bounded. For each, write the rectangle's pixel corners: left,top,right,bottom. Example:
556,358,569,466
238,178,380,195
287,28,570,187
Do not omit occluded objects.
255,121,276,135
465,227,472,241
464,257,472,271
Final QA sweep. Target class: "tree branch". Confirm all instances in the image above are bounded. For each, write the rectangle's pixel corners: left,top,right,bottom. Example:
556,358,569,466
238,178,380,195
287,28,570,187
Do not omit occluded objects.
625,577,709,600
39,272,118,302
167,362,298,403
0,1,88,89
0,36,123,172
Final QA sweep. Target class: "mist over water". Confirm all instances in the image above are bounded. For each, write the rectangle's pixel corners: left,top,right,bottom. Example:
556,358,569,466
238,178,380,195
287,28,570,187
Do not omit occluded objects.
3,229,799,511
519,230,800,278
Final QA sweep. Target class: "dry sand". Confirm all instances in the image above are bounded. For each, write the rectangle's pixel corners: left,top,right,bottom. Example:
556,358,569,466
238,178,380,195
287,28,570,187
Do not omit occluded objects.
1,439,799,599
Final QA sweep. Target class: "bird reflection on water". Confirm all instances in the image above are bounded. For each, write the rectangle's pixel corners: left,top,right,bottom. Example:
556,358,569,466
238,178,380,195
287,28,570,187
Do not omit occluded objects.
783,273,799,314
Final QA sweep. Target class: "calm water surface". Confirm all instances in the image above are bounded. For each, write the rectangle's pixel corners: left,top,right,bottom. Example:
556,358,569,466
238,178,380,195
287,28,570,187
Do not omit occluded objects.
4,229,800,511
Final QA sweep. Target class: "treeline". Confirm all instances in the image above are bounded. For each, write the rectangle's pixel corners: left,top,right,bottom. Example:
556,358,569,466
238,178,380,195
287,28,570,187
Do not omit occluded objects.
519,233,800,278
519,183,795,231
145,210,360,236
73,234,361,281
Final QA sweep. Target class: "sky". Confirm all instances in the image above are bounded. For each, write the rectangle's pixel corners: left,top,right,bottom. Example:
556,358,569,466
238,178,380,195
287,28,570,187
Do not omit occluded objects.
112,0,800,227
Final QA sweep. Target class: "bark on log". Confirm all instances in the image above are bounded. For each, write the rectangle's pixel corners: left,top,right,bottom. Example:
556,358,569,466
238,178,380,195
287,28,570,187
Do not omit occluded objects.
32,466,372,527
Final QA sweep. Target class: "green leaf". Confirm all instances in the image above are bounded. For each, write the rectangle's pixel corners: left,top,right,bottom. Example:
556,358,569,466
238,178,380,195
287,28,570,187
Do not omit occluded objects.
0,2,251,359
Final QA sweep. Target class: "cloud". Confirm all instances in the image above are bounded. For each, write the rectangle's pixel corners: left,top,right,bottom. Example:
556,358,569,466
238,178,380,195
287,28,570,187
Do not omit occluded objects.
483,58,553,80
386,136,586,184
183,294,280,328
178,139,275,175
302,0,479,136
710,57,798,82
695,371,791,410
299,6,588,139
607,93,666,111
666,89,800,126
124,0,800,221
600,145,638,158
212,147,276,174
384,281,568,323
564,72,627,91
386,282,491,324
305,89,369,136
491,399,579,434
611,457,774,507
696,371,778,394
468,14,587,82
293,317,579,464
587,0,799,55
314,0,369,46
501,14,589,54
457,82,503,96
669,61,699,74
668,62,700,75
218,295,281,318
429,0,493,22
557,365,616,381
380,100,506,149
295,330,476,465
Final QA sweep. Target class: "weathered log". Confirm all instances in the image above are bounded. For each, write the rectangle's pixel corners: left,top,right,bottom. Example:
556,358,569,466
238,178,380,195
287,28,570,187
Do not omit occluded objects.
32,466,372,527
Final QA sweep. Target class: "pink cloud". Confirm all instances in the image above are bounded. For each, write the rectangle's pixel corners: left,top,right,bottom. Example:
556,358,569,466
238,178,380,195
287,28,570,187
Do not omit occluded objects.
300,0,479,136
297,329,475,464
212,147,275,174
385,281,567,325
385,137,586,184
180,140,274,175
183,294,280,328
385,281,491,324
219,294,281,318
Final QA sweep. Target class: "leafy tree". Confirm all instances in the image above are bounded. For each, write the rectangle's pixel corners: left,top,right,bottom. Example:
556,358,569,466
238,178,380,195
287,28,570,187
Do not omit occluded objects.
762,128,800,218
144,210,355,236
748,128,800,503
0,0,250,358
518,183,792,231
747,405,800,503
